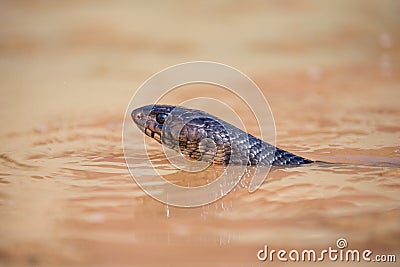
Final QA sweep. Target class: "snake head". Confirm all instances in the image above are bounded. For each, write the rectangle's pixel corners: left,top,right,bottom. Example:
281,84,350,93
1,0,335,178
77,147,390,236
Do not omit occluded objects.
131,105,231,163
131,104,176,144
131,104,210,145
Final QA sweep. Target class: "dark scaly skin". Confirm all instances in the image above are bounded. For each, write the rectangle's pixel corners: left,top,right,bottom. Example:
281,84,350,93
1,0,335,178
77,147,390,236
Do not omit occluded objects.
131,105,313,166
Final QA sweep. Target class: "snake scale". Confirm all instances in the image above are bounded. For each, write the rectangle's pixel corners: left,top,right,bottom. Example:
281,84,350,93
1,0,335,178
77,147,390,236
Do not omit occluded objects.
131,105,313,166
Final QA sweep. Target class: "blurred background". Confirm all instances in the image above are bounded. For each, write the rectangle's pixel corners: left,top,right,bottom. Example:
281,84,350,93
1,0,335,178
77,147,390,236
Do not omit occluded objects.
1,0,398,133
0,1,399,267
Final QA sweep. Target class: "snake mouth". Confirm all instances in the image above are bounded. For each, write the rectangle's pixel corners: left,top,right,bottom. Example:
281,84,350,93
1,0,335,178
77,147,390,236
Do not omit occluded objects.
143,128,162,143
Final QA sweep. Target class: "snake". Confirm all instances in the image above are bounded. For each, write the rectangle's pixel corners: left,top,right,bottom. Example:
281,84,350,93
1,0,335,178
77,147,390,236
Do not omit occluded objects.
131,105,313,166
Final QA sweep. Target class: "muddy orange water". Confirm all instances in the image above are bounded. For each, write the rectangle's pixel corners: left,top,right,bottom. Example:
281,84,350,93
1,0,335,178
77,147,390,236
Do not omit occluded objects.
1,1,399,267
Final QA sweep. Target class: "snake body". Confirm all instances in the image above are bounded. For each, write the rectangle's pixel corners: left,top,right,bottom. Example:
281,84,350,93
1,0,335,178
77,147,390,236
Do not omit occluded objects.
131,105,313,166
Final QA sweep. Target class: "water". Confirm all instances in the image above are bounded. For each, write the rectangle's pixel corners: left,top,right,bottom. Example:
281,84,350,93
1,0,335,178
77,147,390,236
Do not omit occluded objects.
1,1,399,266
1,76,399,266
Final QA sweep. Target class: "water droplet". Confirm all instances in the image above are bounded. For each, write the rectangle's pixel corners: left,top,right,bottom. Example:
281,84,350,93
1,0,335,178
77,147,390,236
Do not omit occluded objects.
165,204,170,217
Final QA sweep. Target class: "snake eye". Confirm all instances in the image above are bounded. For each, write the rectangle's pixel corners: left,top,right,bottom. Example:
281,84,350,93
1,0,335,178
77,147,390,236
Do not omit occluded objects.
156,113,167,124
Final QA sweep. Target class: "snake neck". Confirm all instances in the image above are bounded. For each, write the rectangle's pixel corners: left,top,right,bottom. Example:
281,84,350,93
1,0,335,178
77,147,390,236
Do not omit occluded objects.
162,117,313,166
